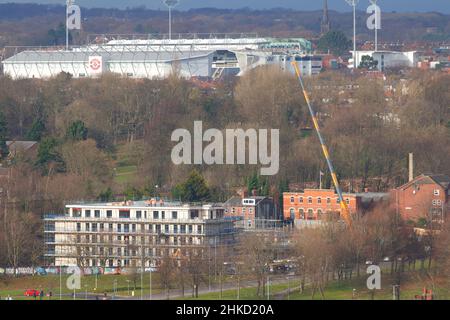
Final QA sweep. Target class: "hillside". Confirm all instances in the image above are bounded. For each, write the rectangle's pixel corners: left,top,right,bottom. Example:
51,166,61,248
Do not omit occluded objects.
0,4,449,47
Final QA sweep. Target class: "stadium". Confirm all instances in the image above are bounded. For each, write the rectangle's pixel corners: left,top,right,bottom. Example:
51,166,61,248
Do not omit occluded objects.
1,34,321,80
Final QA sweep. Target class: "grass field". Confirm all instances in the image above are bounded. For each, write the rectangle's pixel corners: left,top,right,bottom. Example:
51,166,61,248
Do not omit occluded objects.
0,273,162,300
188,271,450,301
2,269,448,300
112,142,142,185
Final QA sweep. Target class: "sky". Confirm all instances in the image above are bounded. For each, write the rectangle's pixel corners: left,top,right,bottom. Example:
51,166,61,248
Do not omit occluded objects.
0,0,449,13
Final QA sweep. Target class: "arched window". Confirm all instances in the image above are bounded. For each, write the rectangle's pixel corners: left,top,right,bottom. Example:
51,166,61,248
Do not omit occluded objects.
317,209,323,219
299,208,305,219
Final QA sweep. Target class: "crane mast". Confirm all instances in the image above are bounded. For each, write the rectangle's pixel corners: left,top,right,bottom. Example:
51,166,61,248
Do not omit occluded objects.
291,62,352,226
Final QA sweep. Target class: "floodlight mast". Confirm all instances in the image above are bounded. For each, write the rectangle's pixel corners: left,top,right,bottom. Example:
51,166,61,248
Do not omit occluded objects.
164,0,179,40
66,0,74,50
345,0,359,69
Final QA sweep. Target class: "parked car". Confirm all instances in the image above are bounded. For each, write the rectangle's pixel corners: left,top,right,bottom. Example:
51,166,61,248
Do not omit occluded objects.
24,289,40,297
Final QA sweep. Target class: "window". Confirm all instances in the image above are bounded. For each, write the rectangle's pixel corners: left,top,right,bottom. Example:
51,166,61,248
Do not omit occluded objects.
337,198,340,204
308,197,312,204
172,211,178,219
117,224,121,232
290,197,294,203
317,197,322,204
190,210,199,219
132,224,136,232
307,209,314,219
242,207,246,213
434,189,440,196
299,197,303,203
181,225,186,234
85,223,90,231
119,210,130,219
197,225,202,234
346,198,350,205
108,223,113,231
174,225,178,234
317,209,323,219
161,211,165,220
299,209,305,219
76,223,81,232
124,224,129,233
188,225,193,234
164,225,169,234
94,210,100,218
85,210,91,218
153,211,159,219
100,223,104,231
231,208,236,214
136,211,142,219
249,208,253,214
327,197,331,204
106,210,112,218
72,209,82,218
289,208,295,219
92,223,97,232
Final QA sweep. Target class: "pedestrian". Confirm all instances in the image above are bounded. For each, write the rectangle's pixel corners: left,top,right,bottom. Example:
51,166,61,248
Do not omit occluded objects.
48,291,53,300
39,290,44,300
33,291,37,300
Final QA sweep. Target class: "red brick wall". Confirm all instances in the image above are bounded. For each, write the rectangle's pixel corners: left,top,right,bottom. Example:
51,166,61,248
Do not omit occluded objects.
392,183,448,221
283,189,359,220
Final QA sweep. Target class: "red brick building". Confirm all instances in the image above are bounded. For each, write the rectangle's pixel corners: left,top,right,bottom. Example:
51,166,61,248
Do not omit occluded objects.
223,196,280,229
283,189,388,221
391,174,450,224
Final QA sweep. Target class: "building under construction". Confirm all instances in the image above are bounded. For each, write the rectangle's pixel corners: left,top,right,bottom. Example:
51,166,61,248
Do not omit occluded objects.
44,199,236,267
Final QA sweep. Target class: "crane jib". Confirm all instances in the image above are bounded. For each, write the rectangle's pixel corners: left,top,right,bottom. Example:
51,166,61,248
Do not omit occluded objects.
291,61,351,225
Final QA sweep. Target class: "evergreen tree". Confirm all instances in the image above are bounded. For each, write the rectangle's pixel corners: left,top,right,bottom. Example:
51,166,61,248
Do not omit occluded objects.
27,118,46,141
66,120,88,141
317,30,352,56
247,171,259,195
359,55,379,70
35,137,65,173
176,170,210,202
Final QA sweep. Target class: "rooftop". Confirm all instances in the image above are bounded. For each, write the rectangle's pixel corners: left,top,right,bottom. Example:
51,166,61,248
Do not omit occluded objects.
66,199,223,209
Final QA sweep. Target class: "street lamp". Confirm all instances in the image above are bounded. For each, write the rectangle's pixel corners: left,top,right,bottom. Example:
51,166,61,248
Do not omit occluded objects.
345,0,359,69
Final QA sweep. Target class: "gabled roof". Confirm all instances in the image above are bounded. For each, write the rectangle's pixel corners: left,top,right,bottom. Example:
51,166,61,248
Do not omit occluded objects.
398,174,450,190
6,141,38,152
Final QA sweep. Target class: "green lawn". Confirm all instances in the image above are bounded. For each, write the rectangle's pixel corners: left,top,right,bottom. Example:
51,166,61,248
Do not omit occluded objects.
114,165,138,184
188,272,450,301
0,273,162,300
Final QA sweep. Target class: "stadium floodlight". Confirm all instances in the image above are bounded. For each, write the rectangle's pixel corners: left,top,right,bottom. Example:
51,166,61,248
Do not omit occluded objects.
345,0,359,69
163,0,180,40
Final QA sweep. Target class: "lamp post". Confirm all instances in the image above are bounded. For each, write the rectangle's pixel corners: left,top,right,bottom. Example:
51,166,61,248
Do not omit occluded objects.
345,0,359,69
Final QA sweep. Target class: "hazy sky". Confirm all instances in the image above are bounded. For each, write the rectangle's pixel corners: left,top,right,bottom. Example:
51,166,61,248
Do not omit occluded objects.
0,0,449,13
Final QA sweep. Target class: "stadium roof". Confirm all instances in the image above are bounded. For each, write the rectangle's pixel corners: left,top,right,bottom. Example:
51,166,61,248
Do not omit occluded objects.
3,50,214,63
